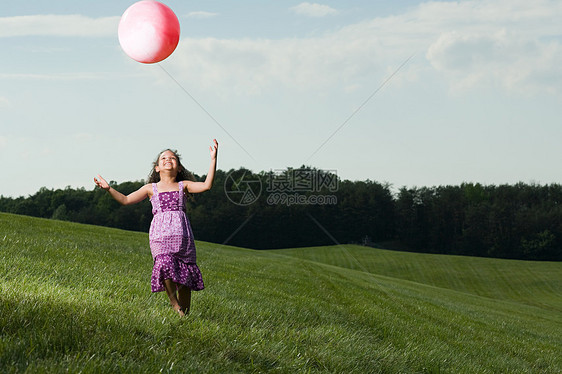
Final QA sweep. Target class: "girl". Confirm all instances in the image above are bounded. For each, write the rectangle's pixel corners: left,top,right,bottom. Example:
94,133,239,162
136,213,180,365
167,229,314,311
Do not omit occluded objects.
94,139,218,316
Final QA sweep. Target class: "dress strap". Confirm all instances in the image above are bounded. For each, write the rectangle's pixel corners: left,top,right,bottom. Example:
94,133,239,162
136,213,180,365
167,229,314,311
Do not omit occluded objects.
150,183,160,215
178,181,185,210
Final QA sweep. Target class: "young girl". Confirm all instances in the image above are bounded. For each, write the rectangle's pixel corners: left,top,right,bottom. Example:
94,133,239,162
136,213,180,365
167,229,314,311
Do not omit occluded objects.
94,139,218,316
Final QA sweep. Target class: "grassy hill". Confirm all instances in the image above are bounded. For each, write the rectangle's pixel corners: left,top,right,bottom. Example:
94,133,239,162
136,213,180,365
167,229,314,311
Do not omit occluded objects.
1,212,561,373
274,245,562,312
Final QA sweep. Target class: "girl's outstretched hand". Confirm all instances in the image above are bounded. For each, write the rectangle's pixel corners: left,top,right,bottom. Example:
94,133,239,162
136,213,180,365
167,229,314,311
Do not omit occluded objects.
94,175,110,191
210,139,218,160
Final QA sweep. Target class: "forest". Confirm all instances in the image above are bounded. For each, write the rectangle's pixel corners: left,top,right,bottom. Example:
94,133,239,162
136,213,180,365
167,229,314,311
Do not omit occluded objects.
1,167,560,261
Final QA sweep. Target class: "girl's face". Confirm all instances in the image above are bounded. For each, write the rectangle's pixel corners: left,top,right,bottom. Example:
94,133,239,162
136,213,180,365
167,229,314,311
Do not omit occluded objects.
155,150,180,174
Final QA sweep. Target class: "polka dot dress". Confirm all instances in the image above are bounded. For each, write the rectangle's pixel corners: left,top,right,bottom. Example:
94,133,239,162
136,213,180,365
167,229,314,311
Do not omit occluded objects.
149,181,204,292
151,254,204,292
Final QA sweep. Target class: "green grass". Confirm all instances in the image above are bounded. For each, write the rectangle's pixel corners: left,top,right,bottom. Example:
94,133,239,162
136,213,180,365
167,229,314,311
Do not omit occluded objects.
274,245,562,312
1,212,561,373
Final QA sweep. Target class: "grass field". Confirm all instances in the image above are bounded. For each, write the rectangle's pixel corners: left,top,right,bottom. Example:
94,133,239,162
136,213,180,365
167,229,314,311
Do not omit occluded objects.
1,212,561,373
274,245,562,312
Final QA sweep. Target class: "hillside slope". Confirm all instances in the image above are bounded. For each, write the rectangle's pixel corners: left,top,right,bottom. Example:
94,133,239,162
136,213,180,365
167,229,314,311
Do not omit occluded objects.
274,245,562,312
1,213,561,373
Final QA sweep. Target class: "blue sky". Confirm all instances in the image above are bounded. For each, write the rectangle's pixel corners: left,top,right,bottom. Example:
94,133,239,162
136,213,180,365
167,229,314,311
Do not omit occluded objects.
1,0,561,197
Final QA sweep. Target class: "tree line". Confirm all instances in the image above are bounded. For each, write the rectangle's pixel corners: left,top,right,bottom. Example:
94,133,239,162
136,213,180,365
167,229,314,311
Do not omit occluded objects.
1,167,560,261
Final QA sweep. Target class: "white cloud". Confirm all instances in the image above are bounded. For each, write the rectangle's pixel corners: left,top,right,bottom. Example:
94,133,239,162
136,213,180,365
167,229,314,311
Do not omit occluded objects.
0,72,137,81
0,15,119,38
168,34,386,96
73,133,94,141
419,0,562,94
164,0,562,96
186,11,219,19
0,97,10,108
290,2,338,17
426,30,562,94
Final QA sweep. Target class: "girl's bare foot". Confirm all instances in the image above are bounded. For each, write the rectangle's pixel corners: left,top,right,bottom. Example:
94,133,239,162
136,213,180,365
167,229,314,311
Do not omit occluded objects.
177,286,191,315
173,304,186,317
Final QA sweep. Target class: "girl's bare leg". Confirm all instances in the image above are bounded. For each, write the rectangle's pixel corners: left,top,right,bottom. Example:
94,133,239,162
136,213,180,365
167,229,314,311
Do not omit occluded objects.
163,279,185,316
177,285,192,314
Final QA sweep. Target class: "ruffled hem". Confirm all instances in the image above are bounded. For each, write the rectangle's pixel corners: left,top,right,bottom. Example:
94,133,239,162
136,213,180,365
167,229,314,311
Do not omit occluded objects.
151,254,205,293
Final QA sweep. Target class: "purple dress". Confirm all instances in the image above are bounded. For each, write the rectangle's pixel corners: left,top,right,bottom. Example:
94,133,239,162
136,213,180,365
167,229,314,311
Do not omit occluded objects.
149,181,204,293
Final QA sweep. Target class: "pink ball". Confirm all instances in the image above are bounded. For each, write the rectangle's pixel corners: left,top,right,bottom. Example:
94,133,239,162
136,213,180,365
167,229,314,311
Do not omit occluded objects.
118,1,180,64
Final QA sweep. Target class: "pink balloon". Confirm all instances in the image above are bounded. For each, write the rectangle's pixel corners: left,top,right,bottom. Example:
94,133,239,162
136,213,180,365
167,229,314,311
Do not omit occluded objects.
118,0,180,64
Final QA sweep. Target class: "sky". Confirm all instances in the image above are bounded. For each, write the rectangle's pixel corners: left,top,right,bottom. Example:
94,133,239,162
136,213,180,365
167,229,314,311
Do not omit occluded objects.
1,0,561,198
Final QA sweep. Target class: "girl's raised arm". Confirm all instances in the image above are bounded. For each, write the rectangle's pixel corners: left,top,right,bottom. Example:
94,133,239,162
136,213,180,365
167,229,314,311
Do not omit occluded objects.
94,175,150,205
185,139,218,194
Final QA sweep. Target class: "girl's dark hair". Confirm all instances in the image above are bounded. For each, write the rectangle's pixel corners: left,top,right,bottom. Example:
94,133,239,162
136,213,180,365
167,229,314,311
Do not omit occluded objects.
147,149,195,184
